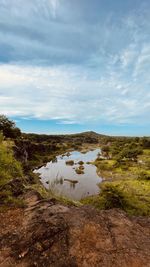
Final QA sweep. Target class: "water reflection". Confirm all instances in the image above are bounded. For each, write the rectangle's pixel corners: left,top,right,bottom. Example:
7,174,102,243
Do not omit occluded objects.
35,148,102,200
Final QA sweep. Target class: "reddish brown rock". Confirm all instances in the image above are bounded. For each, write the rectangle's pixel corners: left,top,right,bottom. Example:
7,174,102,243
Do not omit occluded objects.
0,191,150,267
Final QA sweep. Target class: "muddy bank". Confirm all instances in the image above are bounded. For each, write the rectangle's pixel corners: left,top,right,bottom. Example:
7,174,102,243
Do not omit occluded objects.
0,191,150,267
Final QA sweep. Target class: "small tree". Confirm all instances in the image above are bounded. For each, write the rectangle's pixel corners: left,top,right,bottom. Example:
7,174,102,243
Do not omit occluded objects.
0,115,21,138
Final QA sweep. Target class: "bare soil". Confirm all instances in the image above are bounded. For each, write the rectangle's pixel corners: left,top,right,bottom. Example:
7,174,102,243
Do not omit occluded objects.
0,190,150,267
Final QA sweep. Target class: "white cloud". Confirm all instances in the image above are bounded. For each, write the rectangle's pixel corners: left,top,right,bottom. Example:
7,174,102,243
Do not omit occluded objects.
0,62,149,126
49,0,60,18
120,45,137,68
133,44,150,79
0,0,150,132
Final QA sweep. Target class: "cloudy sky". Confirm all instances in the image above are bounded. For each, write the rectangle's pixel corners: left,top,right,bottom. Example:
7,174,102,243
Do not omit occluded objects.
0,0,150,135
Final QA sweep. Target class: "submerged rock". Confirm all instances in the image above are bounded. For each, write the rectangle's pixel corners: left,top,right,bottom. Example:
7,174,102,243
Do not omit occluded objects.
78,161,84,165
75,167,84,175
64,178,78,184
66,160,74,166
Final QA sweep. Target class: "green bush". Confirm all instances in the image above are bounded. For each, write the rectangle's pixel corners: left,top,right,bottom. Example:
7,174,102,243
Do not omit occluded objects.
138,171,150,181
82,180,150,216
0,141,23,205
0,143,23,186
0,115,21,138
94,160,113,171
99,183,126,209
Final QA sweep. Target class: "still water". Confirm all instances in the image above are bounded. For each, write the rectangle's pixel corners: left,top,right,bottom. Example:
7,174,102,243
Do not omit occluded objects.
35,149,102,200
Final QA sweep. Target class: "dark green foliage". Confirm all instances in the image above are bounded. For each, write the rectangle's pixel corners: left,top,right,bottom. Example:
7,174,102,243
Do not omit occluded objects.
0,138,24,205
142,137,150,149
110,141,143,162
0,115,21,138
101,145,110,153
100,183,125,209
22,131,101,145
101,145,110,158
138,171,150,180
116,146,142,161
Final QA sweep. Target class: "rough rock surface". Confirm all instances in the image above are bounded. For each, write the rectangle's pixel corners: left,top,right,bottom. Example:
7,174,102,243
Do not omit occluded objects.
0,191,150,267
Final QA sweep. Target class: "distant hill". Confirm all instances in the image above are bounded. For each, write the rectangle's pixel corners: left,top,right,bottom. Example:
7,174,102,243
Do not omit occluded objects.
22,130,106,145
71,131,106,137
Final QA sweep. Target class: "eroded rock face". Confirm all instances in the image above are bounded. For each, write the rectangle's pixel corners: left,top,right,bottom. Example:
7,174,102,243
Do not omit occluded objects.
0,191,150,267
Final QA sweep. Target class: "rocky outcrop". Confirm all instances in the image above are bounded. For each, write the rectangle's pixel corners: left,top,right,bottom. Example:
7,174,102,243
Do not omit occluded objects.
0,191,150,267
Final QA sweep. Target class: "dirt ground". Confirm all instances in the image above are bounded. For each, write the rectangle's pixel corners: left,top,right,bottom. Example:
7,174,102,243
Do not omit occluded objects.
0,190,150,267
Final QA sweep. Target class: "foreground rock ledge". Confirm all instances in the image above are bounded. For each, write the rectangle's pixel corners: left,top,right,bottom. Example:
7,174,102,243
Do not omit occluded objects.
0,191,150,267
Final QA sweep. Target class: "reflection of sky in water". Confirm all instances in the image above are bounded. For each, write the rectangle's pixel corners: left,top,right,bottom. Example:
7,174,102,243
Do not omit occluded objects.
35,149,102,200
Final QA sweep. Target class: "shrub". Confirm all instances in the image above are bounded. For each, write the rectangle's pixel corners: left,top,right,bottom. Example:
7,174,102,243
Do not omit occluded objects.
0,114,21,138
82,180,150,216
0,143,23,185
138,171,150,181
0,141,23,205
115,145,143,161
142,137,150,149
99,183,126,209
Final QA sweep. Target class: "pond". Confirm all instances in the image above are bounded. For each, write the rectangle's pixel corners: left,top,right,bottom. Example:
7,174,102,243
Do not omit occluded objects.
34,148,102,200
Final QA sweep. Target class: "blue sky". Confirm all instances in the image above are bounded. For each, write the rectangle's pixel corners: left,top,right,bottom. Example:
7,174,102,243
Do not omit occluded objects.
0,0,150,135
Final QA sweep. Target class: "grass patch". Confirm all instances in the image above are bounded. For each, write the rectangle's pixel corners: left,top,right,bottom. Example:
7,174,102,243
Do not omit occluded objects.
0,141,23,186
82,179,150,216
0,140,24,206
138,171,150,181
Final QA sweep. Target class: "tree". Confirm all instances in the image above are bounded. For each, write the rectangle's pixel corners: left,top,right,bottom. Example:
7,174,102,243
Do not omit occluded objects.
0,115,21,138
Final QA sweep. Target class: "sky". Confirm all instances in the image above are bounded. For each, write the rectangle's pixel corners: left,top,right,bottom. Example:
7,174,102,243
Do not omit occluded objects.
0,0,150,136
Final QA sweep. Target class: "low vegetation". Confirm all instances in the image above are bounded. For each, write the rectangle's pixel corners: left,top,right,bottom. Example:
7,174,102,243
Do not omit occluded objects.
83,136,150,216
82,179,150,216
0,132,24,206
0,114,150,216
